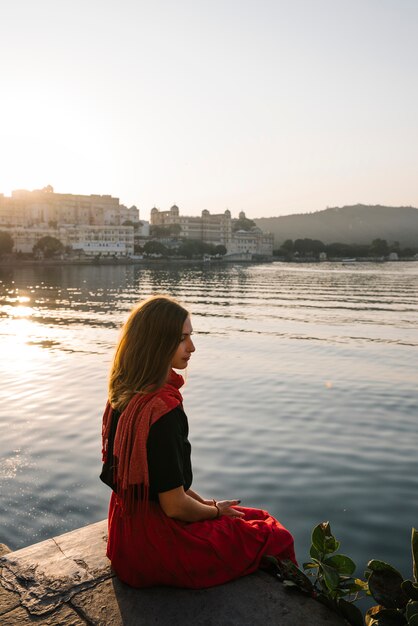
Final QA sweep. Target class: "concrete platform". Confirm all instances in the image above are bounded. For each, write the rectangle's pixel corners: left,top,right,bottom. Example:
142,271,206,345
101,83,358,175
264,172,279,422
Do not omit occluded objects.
0,519,347,625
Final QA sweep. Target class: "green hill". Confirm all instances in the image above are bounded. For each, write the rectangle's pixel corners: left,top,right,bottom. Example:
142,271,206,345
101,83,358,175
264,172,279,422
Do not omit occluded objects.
253,204,418,247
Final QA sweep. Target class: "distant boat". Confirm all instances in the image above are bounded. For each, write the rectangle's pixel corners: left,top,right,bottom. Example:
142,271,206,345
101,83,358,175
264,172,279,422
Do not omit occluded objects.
341,258,356,264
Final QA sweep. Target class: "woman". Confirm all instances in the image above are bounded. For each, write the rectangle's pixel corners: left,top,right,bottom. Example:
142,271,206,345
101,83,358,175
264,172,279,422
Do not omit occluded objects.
101,295,296,588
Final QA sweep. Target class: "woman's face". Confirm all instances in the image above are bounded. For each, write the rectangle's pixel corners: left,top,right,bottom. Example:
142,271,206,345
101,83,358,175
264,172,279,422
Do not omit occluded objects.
171,316,195,370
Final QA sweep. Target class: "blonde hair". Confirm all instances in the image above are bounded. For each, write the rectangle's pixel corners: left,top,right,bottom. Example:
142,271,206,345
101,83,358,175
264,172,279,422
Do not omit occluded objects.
109,295,189,411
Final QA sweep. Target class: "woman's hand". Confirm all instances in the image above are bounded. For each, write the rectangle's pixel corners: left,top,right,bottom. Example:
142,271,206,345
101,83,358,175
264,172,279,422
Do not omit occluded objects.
159,488,245,522
215,500,245,518
201,498,217,506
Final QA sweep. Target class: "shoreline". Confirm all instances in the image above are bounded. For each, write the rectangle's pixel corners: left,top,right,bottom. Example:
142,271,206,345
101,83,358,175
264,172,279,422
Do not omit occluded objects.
0,256,416,269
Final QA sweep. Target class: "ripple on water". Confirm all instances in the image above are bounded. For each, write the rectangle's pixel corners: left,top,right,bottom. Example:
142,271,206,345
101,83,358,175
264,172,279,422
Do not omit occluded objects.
0,262,417,578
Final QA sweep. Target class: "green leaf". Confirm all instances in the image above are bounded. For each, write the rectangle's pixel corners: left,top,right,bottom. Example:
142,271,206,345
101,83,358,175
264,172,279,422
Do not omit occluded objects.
337,598,364,626
344,578,369,594
320,562,340,592
402,580,418,601
367,561,404,578
365,605,406,626
303,561,319,570
406,601,418,621
338,579,367,596
312,523,327,554
412,528,418,584
324,535,341,555
374,611,406,625
365,605,383,626
311,521,340,556
310,544,321,560
325,554,356,576
355,577,370,589
368,568,408,609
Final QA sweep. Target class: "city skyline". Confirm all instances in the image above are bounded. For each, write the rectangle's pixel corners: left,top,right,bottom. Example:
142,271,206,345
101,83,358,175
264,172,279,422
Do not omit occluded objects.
1,0,417,219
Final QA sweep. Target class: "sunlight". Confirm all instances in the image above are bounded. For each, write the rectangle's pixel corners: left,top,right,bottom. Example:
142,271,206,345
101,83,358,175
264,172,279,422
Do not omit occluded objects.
1,304,35,318
0,314,40,378
1,75,103,195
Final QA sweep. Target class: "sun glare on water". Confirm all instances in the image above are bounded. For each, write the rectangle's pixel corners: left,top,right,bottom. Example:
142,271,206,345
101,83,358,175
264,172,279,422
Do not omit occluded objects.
0,297,40,376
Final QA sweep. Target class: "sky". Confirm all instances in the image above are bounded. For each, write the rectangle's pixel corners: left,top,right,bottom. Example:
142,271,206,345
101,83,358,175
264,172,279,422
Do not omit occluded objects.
1,0,417,220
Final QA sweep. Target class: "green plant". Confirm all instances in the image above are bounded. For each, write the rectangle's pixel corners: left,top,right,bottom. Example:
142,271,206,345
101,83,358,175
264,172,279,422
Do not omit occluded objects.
265,523,418,626
365,528,418,626
266,522,367,625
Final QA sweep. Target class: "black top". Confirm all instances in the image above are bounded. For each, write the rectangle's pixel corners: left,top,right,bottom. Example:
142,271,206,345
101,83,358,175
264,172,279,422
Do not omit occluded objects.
100,406,193,501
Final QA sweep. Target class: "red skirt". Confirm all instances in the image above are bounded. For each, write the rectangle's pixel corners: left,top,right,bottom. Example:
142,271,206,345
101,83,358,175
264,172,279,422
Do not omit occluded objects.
106,492,296,588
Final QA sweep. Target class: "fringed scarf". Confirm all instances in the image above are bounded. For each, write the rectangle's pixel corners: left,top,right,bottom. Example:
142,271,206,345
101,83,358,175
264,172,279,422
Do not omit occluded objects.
101,369,184,513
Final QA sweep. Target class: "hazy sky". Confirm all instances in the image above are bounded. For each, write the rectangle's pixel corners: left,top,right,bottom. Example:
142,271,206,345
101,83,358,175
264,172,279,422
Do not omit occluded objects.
1,0,417,219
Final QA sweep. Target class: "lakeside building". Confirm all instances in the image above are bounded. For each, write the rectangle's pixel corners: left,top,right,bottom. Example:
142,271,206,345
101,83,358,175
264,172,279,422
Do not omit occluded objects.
0,187,138,257
0,188,273,259
1,225,134,257
151,205,233,246
150,206,273,257
229,229,274,256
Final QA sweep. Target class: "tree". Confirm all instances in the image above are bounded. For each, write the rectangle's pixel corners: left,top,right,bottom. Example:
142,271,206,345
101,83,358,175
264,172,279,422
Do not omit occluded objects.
33,236,64,258
325,242,353,258
400,246,418,258
176,239,219,259
150,224,182,238
0,231,13,256
232,217,256,232
294,238,325,256
280,239,294,254
143,241,168,256
177,240,199,259
324,242,369,258
369,238,389,257
214,244,227,256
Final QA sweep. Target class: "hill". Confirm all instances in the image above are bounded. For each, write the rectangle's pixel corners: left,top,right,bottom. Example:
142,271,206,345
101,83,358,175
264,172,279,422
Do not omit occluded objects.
253,205,418,247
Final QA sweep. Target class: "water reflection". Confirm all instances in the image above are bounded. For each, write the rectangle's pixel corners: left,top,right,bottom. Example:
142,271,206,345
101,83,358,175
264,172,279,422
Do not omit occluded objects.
1,263,417,347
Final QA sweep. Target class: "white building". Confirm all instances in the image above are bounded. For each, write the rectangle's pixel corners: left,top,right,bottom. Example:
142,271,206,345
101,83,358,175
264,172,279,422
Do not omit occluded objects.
64,225,134,256
227,229,274,257
0,187,137,257
2,224,134,257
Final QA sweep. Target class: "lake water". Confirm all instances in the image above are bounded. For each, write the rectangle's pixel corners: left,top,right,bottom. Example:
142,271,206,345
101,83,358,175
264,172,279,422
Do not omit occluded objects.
0,261,417,583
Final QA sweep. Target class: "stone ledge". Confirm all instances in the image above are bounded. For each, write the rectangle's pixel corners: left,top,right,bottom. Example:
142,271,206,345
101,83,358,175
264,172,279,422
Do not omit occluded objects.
0,544,12,558
0,519,347,625
0,520,111,616
0,603,86,625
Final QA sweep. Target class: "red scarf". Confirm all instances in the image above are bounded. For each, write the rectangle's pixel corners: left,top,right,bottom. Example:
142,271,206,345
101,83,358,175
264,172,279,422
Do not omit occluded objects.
101,369,184,511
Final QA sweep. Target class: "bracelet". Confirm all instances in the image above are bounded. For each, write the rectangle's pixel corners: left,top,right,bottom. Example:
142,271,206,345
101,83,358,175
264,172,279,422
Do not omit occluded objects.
212,499,220,519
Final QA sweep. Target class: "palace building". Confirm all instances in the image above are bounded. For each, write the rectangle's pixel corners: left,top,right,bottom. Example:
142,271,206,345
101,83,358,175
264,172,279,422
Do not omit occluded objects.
150,205,273,257
150,205,233,247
